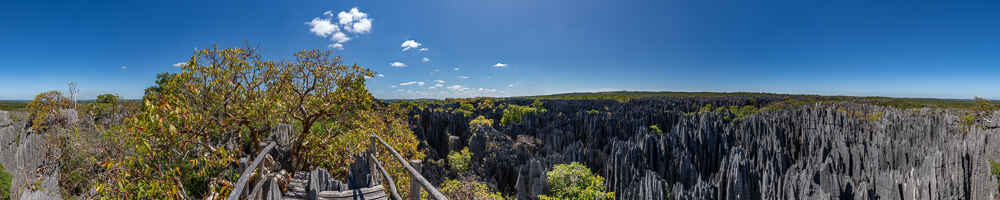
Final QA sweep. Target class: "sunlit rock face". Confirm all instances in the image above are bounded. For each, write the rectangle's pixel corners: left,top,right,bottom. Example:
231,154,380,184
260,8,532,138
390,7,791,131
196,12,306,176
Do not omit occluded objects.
410,97,1000,200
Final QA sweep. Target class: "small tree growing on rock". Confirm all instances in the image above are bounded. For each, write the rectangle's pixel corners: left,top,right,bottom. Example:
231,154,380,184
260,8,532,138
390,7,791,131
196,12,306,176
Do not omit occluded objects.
26,90,72,131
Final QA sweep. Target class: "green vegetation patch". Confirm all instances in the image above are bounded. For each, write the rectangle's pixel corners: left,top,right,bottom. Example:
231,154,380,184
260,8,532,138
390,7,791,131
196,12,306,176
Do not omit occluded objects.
0,162,10,200
500,100,547,127
447,147,472,173
440,179,506,200
539,162,613,200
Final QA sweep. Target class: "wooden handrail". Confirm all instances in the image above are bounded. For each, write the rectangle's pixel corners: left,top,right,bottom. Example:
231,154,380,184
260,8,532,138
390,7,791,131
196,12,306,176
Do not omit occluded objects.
371,134,449,200
228,142,277,200
371,154,402,200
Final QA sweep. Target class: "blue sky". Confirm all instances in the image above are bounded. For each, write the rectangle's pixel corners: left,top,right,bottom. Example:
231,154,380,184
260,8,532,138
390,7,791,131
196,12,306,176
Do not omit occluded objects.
1,0,999,100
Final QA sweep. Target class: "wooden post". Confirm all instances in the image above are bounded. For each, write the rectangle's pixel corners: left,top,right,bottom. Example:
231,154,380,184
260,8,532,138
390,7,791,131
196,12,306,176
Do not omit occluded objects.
369,135,379,185
409,160,422,200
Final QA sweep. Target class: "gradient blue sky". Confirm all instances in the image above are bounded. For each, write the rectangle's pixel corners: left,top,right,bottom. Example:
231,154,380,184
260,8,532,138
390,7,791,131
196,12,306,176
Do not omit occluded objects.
2,0,999,100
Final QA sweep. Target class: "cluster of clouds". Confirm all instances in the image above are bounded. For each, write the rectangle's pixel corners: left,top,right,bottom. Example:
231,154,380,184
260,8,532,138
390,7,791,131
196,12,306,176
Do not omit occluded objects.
306,7,373,50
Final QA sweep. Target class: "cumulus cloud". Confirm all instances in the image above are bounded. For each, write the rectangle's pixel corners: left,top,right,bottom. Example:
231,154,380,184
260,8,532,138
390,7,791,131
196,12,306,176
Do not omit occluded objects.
508,83,515,88
434,80,445,84
331,32,350,43
399,81,425,86
493,62,508,68
401,40,421,51
419,48,429,52
307,7,372,50
422,57,430,62
306,18,338,37
447,85,469,92
457,75,470,79
173,62,186,67
337,8,372,34
477,88,497,93
453,67,460,71
328,43,344,50
391,62,407,67
377,74,384,78
120,65,127,70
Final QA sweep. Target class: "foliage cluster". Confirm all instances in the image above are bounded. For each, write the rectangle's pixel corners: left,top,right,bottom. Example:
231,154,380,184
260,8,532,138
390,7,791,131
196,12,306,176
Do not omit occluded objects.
649,125,662,135
500,100,547,127
453,102,476,117
448,147,472,173
992,160,1000,191
538,162,613,200
440,179,507,200
94,46,421,199
0,162,10,200
0,101,28,112
470,115,494,129
26,90,72,131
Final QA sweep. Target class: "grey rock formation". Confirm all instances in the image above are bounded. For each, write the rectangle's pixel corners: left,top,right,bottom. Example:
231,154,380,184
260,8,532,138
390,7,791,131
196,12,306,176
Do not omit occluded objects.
0,111,61,200
410,97,1000,199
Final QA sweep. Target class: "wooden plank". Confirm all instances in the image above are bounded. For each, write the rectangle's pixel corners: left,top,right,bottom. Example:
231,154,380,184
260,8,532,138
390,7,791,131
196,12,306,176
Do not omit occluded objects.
371,134,449,200
317,185,385,197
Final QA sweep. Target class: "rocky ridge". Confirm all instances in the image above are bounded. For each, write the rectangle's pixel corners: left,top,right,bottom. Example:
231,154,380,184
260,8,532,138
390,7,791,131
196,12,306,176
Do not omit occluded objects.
409,97,1000,199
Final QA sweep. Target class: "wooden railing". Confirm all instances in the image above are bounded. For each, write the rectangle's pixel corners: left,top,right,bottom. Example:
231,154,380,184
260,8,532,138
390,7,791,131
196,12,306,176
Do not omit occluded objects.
226,135,447,200
370,134,449,200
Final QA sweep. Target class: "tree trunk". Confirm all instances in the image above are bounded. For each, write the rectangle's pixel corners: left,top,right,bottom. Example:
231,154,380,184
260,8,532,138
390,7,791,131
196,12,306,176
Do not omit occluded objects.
290,121,313,171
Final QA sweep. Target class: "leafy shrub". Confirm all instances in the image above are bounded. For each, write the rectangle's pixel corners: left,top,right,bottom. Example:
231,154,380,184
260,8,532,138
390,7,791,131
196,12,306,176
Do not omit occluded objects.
586,109,600,115
26,90,72,130
729,105,759,121
470,115,494,129
649,125,662,135
500,103,546,127
538,162,613,200
0,162,10,200
992,160,1000,191
448,147,472,173
440,179,506,200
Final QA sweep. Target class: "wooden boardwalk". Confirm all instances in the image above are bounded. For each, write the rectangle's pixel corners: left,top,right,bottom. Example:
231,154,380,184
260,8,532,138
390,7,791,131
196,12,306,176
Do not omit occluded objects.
228,134,448,200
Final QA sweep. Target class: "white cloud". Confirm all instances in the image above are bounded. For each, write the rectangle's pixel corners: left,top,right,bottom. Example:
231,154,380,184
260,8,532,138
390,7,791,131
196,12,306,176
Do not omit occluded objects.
508,83,515,88
422,57,430,62
306,18,338,37
350,18,372,34
391,62,407,67
434,83,444,88
399,81,424,86
477,88,497,93
493,62,508,68
457,75,470,79
172,62,186,67
447,85,469,92
453,67,460,71
377,74,384,78
120,65,127,70
331,32,350,43
434,80,445,84
401,40,422,51
308,7,373,50
419,48,429,52
328,43,344,50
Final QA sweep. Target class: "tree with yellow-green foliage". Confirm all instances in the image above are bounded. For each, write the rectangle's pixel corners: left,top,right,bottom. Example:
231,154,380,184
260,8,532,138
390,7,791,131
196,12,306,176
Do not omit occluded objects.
539,162,614,200
95,45,422,199
26,90,72,131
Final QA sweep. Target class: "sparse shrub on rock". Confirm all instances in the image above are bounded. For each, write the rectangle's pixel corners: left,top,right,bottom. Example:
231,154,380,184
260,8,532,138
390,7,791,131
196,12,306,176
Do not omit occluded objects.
539,162,613,200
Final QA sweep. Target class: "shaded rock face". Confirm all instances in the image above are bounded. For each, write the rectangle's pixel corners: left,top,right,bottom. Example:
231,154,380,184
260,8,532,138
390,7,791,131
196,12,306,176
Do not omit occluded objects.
0,111,62,200
410,97,1000,199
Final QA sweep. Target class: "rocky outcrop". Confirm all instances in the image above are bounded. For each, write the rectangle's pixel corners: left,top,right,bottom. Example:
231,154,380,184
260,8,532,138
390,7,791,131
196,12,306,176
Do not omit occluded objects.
0,111,62,200
410,97,1000,199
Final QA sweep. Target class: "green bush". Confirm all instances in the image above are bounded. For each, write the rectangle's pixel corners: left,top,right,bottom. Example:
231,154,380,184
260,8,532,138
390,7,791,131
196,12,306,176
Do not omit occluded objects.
470,115,494,129
649,125,662,135
440,179,506,200
0,162,10,200
992,160,1000,191
448,147,472,173
500,104,546,127
538,162,613,200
